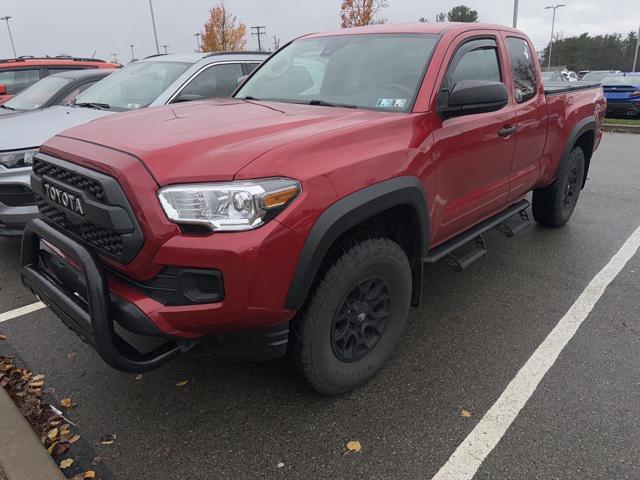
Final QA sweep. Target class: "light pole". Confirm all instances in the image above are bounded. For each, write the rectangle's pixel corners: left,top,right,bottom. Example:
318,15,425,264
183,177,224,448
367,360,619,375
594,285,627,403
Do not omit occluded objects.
194,32,202,52
148,0,160,55
545,4,566,70
633,25,639,72
513,0,519,28
161,44,170,54
130,44,136,62
1,16,17,58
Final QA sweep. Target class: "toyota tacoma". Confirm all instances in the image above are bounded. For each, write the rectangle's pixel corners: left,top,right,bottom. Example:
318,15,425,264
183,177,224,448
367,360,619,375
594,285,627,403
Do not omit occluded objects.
22,23,605,394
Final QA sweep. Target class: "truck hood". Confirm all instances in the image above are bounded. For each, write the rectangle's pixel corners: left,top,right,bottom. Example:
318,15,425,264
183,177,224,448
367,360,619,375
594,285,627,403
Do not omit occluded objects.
57,98,388,185
0,105,112,151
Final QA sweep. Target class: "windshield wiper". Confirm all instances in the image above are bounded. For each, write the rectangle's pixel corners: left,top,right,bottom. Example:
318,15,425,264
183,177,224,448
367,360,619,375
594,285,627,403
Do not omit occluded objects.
307,99,358,109
0,104,15,111
73,102,111,110
239,96,261,101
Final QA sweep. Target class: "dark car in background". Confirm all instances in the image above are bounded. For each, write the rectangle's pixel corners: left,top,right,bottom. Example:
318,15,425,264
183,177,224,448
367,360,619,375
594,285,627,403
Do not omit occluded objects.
602,73,640,118
0,69,115,116
0,56,120,104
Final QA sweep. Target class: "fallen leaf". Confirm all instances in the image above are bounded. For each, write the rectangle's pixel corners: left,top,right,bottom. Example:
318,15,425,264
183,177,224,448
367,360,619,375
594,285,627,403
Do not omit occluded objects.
68,434,81,444
346,440,362,453
59,458,74,469
31,374,45,382
277,462,285,468
47,441,58,454
175,380,189,387
461,409,472,418
83,471,96,479
47,427,59,441
0,335,6,340
60,398,76,409
29,380,44,388
135,374,143,380
98,433,116,445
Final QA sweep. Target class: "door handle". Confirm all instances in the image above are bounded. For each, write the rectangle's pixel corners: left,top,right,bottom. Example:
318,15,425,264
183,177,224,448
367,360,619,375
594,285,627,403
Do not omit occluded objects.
499,125,518,137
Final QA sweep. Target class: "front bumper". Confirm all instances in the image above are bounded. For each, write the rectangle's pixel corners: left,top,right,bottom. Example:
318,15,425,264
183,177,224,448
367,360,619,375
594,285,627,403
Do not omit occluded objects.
605,101,640,118
0,165,37,236
21,218,292,372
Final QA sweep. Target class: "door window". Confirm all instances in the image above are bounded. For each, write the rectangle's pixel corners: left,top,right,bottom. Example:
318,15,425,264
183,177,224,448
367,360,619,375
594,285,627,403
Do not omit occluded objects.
445,39,501,90
176,63,245,101
0,69,41,95
59,80,100,105
505,37,537,103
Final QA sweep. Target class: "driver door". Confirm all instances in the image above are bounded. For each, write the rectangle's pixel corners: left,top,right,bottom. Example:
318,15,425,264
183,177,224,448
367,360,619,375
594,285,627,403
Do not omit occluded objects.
430,35,517,244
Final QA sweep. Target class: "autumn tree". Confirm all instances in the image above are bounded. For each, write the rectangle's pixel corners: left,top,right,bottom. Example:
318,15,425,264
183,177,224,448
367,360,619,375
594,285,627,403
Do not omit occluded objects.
340,0,389,28
447,5,479,22
200,3,246,52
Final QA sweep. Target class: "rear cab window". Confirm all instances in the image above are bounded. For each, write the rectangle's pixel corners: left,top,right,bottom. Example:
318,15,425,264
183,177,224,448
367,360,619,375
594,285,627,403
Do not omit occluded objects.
505,37,538,103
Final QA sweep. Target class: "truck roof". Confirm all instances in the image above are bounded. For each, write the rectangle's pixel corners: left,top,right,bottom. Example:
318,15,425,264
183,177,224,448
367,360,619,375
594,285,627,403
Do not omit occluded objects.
304,22,525,39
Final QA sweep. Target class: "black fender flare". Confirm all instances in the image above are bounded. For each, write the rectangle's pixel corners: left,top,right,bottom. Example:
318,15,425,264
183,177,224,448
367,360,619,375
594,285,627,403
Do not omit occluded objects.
555,116,597,187
284,176,429,312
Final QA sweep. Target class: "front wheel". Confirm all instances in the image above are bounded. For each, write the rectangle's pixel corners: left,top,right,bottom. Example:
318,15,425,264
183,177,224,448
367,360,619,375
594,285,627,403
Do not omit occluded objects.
532,146,586,228
290,238,412,395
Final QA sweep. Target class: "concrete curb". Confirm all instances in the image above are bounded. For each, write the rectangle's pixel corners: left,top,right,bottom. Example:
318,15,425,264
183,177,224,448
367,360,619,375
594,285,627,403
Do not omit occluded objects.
0,387,64,480
602,123,640,134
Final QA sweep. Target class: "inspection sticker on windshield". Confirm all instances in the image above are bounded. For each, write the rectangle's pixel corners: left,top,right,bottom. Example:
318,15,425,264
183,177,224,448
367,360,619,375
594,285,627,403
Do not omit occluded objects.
376,98,407,109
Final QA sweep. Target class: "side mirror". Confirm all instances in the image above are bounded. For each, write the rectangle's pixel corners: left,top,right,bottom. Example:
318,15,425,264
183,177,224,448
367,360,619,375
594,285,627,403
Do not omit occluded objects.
0,84,6,96
237,75,249,85
437,80,508,119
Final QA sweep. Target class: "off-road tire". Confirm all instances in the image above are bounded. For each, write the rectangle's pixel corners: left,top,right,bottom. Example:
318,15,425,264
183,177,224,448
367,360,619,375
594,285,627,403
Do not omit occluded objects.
290,238,412,395
532,146,586,228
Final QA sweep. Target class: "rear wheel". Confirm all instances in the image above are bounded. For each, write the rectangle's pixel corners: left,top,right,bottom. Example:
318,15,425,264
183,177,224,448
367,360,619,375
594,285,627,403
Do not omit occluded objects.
532,146,586,228
290,238,412,395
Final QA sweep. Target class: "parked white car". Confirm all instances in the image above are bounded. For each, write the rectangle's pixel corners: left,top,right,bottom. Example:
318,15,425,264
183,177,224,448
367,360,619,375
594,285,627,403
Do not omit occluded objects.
0,52,267,236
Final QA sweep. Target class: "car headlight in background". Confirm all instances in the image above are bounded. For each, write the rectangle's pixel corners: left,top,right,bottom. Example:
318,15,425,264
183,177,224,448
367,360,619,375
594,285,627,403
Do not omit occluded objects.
158,178,301,232
0,148,39,169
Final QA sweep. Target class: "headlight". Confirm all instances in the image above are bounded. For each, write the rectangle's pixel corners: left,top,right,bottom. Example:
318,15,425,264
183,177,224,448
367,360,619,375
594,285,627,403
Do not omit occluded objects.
158,178,301,232
0,148,38,168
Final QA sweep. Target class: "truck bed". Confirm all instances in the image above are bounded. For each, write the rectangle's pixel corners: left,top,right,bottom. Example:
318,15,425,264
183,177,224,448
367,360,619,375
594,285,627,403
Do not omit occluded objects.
544,82,602,95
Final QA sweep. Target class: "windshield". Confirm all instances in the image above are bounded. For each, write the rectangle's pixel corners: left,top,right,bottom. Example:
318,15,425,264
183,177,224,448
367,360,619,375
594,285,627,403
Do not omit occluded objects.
582,71,612,82
73,61,191,111
602,75,640,86
236,34,440,112
4,76,72,111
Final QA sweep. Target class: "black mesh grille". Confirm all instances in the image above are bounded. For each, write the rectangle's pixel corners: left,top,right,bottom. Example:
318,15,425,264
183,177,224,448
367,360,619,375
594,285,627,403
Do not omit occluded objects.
32,155,143,263
37,198,123,257
33,158,106,201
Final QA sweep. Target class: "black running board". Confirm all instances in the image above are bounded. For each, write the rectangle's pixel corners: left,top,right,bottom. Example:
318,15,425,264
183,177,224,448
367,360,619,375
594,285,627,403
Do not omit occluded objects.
424,200,530,270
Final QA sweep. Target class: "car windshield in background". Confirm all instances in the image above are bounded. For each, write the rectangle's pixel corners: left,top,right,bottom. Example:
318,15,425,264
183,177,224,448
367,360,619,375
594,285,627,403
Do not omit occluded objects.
601,75,640,86
73,61,191,111
236,34,440,112
3,75,72,111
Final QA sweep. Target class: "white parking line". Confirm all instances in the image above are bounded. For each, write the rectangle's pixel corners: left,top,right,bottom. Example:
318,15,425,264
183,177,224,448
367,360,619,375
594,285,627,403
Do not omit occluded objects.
0,302,46,324
431,225,640,480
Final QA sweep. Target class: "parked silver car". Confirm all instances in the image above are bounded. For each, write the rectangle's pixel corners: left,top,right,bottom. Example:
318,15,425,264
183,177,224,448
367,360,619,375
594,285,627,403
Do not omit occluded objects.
0,52,267,236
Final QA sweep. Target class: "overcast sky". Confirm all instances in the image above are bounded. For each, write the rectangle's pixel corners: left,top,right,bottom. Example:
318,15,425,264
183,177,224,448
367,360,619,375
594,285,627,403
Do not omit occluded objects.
1,0,638,62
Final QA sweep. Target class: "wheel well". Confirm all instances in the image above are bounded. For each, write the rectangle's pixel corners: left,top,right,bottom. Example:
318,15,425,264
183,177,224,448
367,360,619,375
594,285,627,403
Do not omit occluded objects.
574,130,595,188
313,204,424,306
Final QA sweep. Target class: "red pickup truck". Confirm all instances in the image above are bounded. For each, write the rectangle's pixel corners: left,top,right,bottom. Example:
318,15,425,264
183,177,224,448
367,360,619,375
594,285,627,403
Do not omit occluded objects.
22,23,605,394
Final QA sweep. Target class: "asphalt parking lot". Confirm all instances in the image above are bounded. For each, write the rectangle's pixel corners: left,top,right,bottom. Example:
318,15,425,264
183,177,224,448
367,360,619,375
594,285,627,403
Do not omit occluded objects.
1,133,639,480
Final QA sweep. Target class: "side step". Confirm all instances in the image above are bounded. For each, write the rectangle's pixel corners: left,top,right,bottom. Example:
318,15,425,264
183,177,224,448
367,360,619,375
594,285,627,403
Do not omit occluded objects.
424,200,530,271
